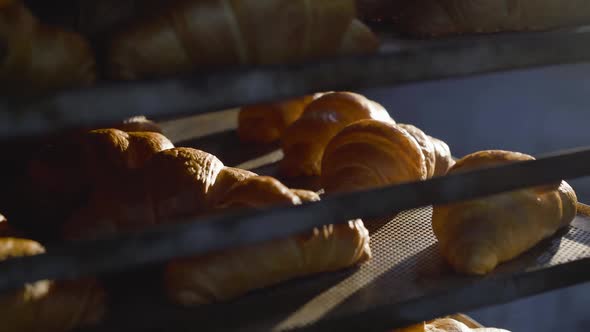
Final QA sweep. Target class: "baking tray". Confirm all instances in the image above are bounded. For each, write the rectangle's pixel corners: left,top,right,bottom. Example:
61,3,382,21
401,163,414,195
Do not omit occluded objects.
3,27,590,138
67,116,590,332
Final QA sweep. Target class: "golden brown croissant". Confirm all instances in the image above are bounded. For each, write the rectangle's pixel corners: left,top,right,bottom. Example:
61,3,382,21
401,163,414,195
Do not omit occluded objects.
238,94,322,144
432,150,578,275
107,0,379,80
396,124,455,177
0,2,96,95
322,120,453,194
0,237,107,332
63,147,256,240
369,0,590,37
164,175,371,305
394,318,510,332
280,91,394,177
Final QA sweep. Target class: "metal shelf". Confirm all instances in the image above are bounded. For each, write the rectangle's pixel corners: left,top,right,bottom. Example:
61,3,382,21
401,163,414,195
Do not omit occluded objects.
3,29,590,138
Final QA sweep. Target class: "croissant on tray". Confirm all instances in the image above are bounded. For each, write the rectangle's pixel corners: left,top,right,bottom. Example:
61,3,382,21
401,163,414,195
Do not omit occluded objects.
164,175,371,305
0,2,96,95
280,91,394,177
394,318,510,332
359,0,590,37
432,150,578,275
0,233,106,332
107,0,379,80
238,94,322,144
62,147,256,240
321,120,453,194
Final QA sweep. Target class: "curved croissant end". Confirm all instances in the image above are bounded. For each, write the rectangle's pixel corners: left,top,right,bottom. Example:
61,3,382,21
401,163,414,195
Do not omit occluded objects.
432,150,577,275
280,91,394,177
321,119,427,194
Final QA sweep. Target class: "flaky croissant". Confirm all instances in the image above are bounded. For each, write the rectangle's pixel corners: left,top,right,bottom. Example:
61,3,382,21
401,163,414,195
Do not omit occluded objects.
108,0,379,80
165,175,371,305
432,150,578,275
367,0,590,37
280,92,394,177
0,237,106,332
238,94,322,144
0,2,96,95
397,124,454,177
63,147,256,240
321,120,453,194
395,318,510,332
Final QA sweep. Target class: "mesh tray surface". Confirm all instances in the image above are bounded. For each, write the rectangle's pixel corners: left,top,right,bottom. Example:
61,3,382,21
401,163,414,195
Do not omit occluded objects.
86,207,590,332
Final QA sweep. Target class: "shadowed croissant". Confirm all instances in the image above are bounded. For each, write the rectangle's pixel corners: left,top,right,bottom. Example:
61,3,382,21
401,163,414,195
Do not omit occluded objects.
108,0,379,80
0,2,95,95
394,317,510,332
432,150,577,275
0,236,106,332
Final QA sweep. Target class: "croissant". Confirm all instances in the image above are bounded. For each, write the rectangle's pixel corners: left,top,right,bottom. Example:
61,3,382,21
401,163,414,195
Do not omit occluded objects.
165,175,371,305
280,92,394,177
107,0,379,80
238,94,322,144
321,120,453,194
18,128,174,238
432,150,578,275
0,2,96,95
63,147,256,240
364,0,590,37
394,318,510,332
0,237,106,332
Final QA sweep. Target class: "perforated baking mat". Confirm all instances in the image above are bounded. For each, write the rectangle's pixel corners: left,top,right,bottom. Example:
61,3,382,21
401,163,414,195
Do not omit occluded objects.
82,206,590,332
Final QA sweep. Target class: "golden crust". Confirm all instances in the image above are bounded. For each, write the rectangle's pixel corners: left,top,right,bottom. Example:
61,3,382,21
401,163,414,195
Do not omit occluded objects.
432,150,577,275
280,92,394,177
321,119,427,194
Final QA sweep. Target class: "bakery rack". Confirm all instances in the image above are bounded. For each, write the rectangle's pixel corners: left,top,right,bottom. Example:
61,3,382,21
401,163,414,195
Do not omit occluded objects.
1,21,590,331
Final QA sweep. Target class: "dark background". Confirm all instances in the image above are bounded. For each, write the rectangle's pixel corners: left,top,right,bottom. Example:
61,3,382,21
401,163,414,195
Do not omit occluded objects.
360,63,590,331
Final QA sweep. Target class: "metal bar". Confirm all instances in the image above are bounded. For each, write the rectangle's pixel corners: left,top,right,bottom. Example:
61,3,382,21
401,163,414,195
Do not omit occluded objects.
0,147,589,291
3,31,590,137
294,257,590,332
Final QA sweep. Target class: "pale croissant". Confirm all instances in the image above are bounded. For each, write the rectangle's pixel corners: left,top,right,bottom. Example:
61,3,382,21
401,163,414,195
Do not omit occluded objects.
321,120,453,194
0,3,96,95
432,150,578,275
373,0,590,37
108,0,379,80
63,147,256,240
165,175,371,305
0,237,106,332
238,94,322,144
280,91,394,177
395,318,510,332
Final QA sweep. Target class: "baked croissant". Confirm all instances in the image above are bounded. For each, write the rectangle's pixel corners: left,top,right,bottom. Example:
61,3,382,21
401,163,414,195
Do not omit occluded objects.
280,91,394,177
63,147,256,240
321,120,453,194
432,150,578,275
395,318,510,332
107,0,379,80
366,0,590,37
397,124,455,177
165,175,371,305
0,237,107,332
0,2,96,95
238,94,322,144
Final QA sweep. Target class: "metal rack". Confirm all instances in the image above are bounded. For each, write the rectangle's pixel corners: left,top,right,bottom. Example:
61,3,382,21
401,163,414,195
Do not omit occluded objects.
1,24,590,331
